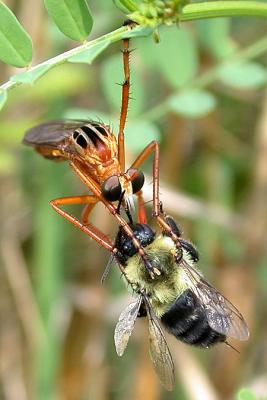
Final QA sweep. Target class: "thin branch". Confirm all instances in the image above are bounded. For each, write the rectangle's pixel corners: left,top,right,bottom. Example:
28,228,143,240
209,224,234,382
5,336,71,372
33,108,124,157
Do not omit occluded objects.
1,1,267,100
0,25,151,93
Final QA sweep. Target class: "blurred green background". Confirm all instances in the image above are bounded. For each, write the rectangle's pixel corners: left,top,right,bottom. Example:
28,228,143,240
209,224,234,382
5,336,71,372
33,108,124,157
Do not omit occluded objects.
1,1,267,399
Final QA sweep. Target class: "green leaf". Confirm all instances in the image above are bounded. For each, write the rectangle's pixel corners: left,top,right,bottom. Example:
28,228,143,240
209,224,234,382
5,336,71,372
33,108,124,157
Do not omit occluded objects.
0,2,32,67
197,19,235,60
168,90,216,118
125,120,161,153
44,0,93,41
10,40,111,84
101,53,144,117
237,388,257,400
68,40,111,63
154,26,198,88
219,61,267,89
10,63,53,84
0,90,7,111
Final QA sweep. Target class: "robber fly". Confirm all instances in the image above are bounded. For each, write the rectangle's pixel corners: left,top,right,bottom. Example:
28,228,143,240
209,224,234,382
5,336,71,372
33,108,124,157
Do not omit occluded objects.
23,33,162,277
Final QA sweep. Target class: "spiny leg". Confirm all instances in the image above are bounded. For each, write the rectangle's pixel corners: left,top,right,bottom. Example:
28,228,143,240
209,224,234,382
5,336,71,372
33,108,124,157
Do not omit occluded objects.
50,195,114,252
130,141,182,248
136,190,148,224
130,140,160,215
50,195,132,282
70,161,159,278
118,38,130,173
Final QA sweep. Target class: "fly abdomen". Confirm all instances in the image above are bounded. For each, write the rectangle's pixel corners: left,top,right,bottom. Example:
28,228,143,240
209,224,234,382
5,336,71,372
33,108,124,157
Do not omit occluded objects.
161,289,225,348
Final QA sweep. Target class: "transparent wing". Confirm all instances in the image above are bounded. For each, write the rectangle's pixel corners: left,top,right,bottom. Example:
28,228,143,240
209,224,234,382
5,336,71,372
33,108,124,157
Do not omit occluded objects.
146,300,175,391
23,120,89,147
180,259,249,341
114,296,142,356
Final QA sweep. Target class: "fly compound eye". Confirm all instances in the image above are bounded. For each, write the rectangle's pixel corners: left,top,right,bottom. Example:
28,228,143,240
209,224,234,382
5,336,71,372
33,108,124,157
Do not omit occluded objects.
127,168,145,194
72,131,88,149
101,175,122,202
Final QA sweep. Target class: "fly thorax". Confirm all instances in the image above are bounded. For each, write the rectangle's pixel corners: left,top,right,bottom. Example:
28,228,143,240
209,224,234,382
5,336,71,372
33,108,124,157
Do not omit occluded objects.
99,160,121,182
71,123,119,179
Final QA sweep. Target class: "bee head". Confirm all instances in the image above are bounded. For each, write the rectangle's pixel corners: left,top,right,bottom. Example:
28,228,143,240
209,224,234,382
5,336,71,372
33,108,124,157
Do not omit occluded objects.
115,223,155,265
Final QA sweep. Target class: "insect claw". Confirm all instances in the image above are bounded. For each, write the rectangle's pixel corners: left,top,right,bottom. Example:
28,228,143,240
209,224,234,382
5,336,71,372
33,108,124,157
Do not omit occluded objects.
175,248,183,264
153,267,161,276
122,19,138,29
149,271,155,280
143,257,156,279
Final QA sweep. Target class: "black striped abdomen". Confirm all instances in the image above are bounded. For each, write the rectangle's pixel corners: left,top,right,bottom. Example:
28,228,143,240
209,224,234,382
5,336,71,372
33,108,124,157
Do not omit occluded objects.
161,289,226,348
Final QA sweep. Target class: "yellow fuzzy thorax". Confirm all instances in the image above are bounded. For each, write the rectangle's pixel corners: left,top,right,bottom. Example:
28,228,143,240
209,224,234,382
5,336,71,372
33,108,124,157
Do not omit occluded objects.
124,235,188,317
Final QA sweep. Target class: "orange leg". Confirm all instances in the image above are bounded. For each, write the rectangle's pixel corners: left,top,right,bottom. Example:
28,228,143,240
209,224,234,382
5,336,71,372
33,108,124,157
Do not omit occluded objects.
136,191,147,224
50,195,136,282
69,161,160,278
118,38,130,173
130,141,181,245
81,200,98,225
130,140,160,216
50,195,114,252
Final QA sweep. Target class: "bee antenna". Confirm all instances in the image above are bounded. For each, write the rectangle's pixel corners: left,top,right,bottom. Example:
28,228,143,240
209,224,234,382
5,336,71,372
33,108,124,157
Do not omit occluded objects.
225,341,240,354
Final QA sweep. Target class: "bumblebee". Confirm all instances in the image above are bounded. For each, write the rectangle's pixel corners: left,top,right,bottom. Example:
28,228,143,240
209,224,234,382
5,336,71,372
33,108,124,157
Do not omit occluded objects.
113,217,249,390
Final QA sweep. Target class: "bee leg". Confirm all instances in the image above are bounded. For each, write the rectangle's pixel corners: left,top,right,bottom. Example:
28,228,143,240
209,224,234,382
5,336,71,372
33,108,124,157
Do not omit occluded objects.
175,248,183,264
162,214,183,238
139,251,161,279
179,239,199,263
137,300,147,317
159,213,199,263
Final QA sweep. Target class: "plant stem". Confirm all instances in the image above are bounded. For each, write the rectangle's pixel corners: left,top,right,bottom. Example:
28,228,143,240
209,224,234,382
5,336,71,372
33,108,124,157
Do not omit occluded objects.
1,1,267,100
180,1,267,20
0,25,150,93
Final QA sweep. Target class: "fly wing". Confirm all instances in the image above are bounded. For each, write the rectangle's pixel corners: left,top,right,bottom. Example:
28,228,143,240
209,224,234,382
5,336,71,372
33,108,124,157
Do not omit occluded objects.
23,120,89,148
180,259,249,341
114,296,142,357
146,301,175,391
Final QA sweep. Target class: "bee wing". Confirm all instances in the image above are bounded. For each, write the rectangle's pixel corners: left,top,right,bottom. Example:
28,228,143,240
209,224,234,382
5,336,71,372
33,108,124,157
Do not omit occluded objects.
23,120,89,148
114,295,142,356
146,301,175,391
180,260,249,341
